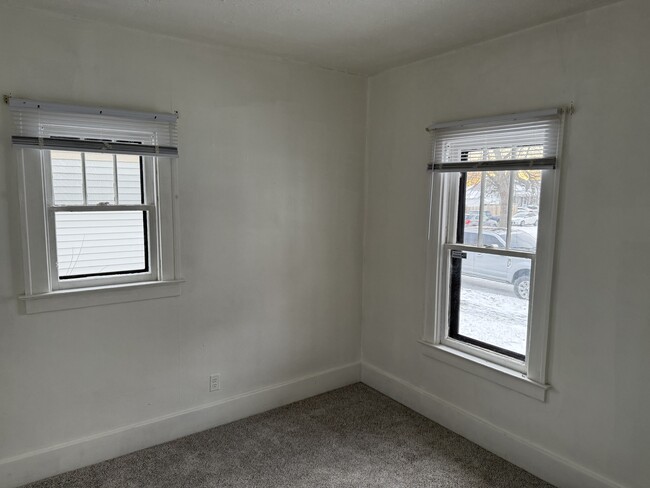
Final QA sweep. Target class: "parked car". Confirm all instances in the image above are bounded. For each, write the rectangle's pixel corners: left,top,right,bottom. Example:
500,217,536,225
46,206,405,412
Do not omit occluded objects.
511,211,537,226
461,228,535,299
465,210,499,227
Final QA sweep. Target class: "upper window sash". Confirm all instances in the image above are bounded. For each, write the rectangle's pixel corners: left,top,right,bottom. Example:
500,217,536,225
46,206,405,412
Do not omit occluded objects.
44,152,156,207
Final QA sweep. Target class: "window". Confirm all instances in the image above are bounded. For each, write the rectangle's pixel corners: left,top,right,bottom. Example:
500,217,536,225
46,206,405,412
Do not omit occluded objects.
423,109,566,400
450,170,540,361
9,98,182,313
47,151,155,288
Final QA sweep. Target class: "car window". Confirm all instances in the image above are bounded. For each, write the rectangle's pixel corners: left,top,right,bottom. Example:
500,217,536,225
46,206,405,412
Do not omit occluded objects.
464,232,478,246
483,234,503,248
511,232,536,250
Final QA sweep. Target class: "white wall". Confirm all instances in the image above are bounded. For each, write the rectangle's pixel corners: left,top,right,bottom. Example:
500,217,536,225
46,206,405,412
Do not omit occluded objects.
0,5,365,486
362,1,649,487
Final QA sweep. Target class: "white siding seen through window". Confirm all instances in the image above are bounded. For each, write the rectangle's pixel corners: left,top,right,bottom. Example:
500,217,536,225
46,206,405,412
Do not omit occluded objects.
50,151,148,279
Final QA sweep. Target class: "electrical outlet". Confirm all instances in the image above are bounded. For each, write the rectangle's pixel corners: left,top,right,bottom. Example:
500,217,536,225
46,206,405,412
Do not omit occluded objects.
209,374,221,392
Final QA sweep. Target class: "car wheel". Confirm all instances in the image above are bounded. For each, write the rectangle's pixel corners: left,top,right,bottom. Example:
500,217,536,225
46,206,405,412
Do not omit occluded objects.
513,273,530,300
534,219,538,225
520,220,525,226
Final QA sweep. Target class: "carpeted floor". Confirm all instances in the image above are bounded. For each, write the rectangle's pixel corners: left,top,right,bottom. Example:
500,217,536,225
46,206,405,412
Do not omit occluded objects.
23,383,554,488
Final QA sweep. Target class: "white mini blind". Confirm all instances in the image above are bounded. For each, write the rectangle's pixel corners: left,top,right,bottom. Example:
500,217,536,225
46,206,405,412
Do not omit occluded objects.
8,98,178,157
428,109,564,172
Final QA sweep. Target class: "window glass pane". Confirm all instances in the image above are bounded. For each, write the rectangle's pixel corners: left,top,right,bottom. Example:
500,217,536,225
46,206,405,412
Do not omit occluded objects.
509,231,537,252
481,171,509,234
51,151,84,205
117,155,143,204
85,153,116,205
55,211,147,278
509,169,541,247
463,171,505,243
463,171,482,237
463,229,507,249
456,249,531,358
463,231,478,246
482,234,504,249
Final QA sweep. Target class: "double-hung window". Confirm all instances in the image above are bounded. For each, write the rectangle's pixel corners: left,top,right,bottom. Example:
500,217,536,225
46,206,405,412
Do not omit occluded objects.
423,109,566,400
9,98,182,313
46,151,155,287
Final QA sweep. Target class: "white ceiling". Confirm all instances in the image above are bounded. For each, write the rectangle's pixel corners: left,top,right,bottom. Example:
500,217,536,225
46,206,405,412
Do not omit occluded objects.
5,0,620,75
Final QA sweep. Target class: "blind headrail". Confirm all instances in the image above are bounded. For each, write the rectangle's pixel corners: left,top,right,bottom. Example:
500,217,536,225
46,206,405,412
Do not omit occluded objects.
426,107,568,132
5,96,178,123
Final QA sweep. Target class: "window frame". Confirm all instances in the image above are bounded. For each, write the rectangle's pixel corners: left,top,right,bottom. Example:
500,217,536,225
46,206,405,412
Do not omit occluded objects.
43,151,160,290
422,116,564,401
16,148,182,313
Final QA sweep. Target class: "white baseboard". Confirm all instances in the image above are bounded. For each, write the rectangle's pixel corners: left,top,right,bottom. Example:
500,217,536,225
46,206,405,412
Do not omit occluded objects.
0,362,361,488
361,361,628,488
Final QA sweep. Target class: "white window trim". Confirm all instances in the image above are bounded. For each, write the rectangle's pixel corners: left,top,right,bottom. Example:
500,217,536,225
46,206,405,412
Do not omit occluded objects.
422,121,564,402
16,148,183,314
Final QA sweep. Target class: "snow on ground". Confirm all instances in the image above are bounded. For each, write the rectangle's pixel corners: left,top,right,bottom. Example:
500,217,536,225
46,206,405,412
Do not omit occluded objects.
458,276,528,356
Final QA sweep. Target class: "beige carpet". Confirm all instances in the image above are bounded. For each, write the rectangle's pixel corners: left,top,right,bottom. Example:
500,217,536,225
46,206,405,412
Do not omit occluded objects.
23,383,554,487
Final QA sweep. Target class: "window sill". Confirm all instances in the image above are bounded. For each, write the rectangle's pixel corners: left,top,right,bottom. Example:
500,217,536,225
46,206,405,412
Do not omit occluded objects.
418,340,550,401
19,280,184,314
